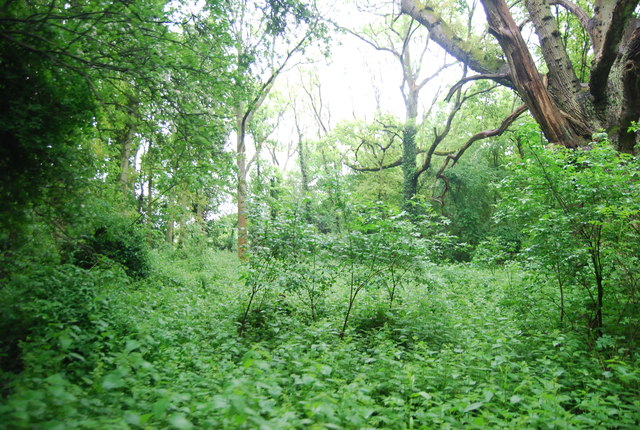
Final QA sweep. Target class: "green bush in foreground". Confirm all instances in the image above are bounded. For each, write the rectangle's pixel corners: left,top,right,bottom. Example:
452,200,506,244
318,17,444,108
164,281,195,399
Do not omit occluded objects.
1,247,638,429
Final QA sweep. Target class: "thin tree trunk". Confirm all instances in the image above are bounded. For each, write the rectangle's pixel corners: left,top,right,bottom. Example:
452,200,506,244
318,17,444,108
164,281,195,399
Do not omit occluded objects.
591,234,604,336
402,121,418,213
146,170,153,245
166,219,174,245
118,123,136,193
294,109,312,220
237,108,249,260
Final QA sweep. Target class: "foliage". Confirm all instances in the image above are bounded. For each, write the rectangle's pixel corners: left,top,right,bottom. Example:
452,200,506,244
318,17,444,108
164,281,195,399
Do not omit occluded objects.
2,247,639,428
495,136,640,341
239,198,450,339
64,214,150,280
2,1,640,428
0,20,96,230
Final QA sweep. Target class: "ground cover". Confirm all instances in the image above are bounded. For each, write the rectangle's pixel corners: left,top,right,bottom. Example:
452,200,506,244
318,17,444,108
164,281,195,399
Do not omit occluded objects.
1,249,638,429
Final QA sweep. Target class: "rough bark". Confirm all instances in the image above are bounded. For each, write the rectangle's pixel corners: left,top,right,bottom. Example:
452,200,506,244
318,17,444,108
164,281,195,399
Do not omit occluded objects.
619,27,640,153
481,0,582,147
402,0,640,152
525,0,583,118
590,0,638,103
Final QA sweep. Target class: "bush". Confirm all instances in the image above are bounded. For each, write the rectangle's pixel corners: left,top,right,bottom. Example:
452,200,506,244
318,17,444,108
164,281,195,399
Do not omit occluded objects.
66,214,150,279
0,260,126,378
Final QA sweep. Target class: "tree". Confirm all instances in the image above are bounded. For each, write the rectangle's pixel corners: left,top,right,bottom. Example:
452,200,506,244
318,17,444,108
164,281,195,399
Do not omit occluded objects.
496,135,640,336
0,0,237,247
228,0,326,258
339,5,455,212
402,0,640,153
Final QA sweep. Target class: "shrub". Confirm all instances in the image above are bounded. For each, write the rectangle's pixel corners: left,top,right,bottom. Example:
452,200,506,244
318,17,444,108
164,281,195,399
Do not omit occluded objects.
66,214,150,279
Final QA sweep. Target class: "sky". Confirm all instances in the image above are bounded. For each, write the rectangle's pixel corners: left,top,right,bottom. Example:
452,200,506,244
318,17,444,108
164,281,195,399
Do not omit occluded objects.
261,0,463,171
216,0,474,215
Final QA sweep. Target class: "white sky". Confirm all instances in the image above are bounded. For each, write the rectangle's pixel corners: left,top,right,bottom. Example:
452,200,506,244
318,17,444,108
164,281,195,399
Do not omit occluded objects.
260,0,462,169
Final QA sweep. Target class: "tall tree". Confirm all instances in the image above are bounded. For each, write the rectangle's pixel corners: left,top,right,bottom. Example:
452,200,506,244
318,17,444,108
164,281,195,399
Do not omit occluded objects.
229,0,325,258
341,1,525,212
0,0,237,244
340,4,455,211
402,0,640,153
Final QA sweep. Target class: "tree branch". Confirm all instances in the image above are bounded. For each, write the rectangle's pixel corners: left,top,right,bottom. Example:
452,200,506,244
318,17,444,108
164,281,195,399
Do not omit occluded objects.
242,24,314,129
347,158,404,172
335,21,400,58
445,72,510,101
548,0,592,43
434,104,528,204
401,0,508,76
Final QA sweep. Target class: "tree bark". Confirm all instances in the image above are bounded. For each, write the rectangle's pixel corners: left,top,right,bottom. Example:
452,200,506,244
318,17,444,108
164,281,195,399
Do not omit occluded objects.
236,105,249,260
525,0,582,117
481,0,583,148
619,27,640,153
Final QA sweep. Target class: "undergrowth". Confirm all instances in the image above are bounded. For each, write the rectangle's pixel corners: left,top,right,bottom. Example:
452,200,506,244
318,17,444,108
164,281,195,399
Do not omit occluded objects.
1,249,639,429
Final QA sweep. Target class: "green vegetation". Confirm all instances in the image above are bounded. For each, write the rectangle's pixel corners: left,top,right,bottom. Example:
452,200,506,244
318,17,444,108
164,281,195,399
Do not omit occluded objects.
1,0,640,428
2,246,639,428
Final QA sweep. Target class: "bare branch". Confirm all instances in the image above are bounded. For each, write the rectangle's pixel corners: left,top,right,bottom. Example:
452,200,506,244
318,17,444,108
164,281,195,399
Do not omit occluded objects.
417,60,458,91
445,72,511,101
347,158,404,172
336,22,400,58
242,23,315,128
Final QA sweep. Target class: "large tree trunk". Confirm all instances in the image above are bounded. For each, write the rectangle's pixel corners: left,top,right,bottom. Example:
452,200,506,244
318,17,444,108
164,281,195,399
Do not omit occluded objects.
401,0,640,153
481,0,585,147
618,27,640,153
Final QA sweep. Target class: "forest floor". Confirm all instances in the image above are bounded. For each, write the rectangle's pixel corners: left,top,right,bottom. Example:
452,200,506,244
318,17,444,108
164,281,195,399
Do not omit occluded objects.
2,249,639,429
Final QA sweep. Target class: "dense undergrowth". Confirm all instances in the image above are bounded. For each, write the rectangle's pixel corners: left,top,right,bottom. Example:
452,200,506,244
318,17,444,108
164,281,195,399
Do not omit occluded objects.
1,246,639,429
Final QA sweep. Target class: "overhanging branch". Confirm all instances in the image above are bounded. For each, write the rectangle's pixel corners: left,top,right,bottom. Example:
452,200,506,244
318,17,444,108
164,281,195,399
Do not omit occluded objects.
400,0,508,76
434,104,528,204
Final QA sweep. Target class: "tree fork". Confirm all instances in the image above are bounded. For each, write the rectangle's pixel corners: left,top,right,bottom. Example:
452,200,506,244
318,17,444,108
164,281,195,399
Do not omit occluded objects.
480,0,583,148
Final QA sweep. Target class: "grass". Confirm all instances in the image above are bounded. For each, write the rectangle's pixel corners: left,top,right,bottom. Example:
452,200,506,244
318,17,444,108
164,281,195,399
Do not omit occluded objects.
1,248,639,429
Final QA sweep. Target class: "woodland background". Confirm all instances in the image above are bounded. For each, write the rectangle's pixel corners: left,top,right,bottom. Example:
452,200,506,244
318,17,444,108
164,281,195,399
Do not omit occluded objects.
1,0,639,428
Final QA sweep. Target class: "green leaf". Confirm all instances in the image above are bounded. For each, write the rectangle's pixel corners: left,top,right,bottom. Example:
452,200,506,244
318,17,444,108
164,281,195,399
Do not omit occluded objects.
463,402,484,413
168,413,194,429
102,370,125,390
